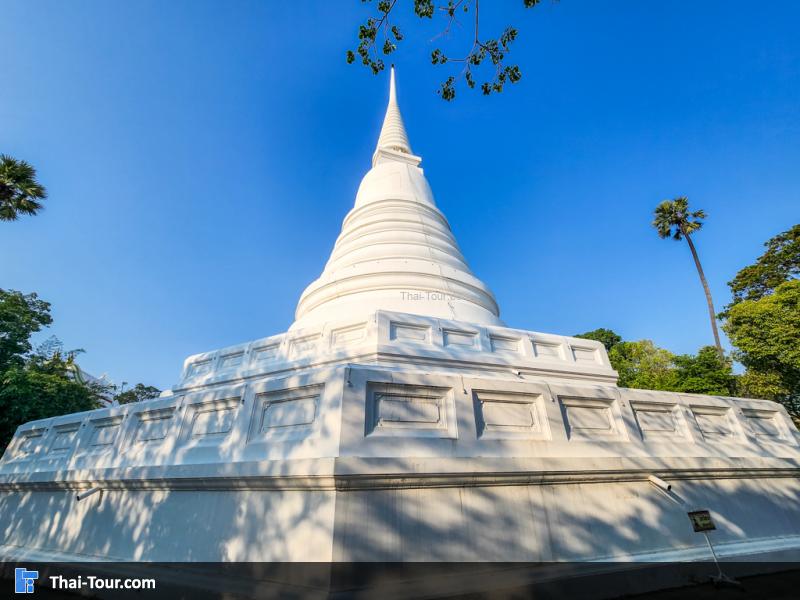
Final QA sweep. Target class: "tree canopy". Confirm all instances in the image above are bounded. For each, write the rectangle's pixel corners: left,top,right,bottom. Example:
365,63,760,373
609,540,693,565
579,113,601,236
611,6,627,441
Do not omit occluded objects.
720,224,800,420
0,338,104,451
609,340,678,391
0,289,53,372
115,383,161,405
0,154,47,221
652,197,706,241
0,366,100,453
575,329,736,397
723,280,800,408
672,346,736,396
725,224,800,307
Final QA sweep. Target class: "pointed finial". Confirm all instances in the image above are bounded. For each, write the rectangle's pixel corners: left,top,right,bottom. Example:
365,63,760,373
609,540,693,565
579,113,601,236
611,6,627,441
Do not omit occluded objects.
372,66,418,167
389,64,397,105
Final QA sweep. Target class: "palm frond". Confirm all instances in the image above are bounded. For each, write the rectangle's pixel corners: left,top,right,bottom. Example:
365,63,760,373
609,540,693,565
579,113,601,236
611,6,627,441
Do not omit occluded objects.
0,154,47,221
652,196,705,242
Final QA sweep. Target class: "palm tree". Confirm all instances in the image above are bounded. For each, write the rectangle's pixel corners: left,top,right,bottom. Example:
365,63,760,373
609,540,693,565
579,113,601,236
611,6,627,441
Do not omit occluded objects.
653,197,723,354
0,155,47,221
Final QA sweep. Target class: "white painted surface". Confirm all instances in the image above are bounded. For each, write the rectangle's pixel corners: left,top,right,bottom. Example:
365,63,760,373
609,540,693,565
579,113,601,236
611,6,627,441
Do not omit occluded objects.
292,68,502,330
1,69,798,567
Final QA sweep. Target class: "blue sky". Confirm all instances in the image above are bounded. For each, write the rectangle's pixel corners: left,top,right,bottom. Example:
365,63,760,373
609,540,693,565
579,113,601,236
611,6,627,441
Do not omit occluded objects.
1,1,798,390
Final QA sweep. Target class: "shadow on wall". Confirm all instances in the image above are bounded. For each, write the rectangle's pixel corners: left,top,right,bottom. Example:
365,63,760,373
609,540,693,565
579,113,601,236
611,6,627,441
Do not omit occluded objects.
2,459,799,563
1,471,800,598
330,467,800,562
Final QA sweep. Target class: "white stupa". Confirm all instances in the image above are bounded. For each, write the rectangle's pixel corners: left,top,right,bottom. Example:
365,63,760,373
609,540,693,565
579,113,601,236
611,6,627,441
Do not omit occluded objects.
1,69,799,594
292,68,502,332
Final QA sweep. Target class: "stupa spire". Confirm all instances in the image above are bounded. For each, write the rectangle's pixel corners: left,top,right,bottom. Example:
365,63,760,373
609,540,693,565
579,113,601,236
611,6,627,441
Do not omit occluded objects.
372,66,416,166
291,65,502,331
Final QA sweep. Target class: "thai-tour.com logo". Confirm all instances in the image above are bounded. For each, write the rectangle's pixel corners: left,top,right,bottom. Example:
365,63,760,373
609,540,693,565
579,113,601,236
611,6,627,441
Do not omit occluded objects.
14,567,156,593
14,568,38,594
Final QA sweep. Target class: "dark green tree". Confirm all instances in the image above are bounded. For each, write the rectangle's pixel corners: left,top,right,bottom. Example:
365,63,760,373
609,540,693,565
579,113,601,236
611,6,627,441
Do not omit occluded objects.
672,346,736,396
579,329,737,397
115,383,161,405
736,369,793,405
608,340,678,391
653,197,723,354
348,0,545,100
0,352,102,452
723,280,800,419
725,224,799,307
0,155,47,221
0,289,53,372
575,328,622,352
720,224,800,420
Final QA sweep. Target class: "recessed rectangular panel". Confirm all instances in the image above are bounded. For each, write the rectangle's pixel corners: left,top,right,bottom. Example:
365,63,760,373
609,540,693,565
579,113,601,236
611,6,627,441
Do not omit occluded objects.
571,346,599,364
252,344,280,362
176,395,242,452
190,402,238,438
14,429,46,457
290,334,320,356
261,398,317,430
692,407,733,441
560,397,619,440
248,385,323,442
49,424,80,454
378,397,440,424
637,410,675,432
390,322,429,343
219,352,244,369
474,390,548,440
134,409,175,442
490,336,520,353
188,359,213,377
88,417,123,448
482,402,535,428
631,402,683,441
332,324,366,346
533,341,563,360
367,383,453,436
568,406,611,430
742,409,783,440
443,329,477,348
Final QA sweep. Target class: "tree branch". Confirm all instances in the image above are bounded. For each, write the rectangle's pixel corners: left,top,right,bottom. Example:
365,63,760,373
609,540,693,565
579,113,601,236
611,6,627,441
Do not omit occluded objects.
349,0,544,100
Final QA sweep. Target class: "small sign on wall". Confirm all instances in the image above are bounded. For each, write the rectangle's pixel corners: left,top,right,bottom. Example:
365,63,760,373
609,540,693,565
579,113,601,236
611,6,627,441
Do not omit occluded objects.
688,510,716,532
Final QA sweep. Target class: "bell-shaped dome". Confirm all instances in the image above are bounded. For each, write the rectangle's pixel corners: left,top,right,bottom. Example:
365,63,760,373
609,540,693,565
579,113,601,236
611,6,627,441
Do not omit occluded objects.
291,68,503,330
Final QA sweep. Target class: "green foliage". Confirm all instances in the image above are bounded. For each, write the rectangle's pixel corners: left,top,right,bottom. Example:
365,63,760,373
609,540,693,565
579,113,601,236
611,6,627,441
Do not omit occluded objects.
609,340,678,390
348,0,541,100
575,328,622,352
115,383,161,405
652,197,706,241
723,280,800,402
0,289,53,372
737,369,791,402
672,346,736,396
0,366,101,451
725,224,800,308
736,369,799,423
720,225,800,420
0,154,47,221
582,333,736,396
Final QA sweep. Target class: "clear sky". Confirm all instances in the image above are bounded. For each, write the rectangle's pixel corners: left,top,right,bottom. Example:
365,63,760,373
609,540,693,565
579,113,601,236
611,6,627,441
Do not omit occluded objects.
1,1,798,390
